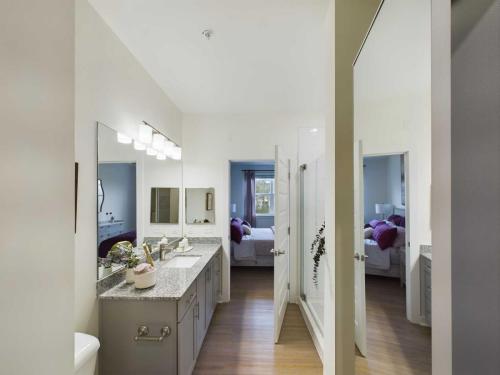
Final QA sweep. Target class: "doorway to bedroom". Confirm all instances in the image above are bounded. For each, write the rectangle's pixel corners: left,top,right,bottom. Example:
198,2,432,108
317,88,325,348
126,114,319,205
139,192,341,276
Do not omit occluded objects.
355,152,431,373
229,161,276,292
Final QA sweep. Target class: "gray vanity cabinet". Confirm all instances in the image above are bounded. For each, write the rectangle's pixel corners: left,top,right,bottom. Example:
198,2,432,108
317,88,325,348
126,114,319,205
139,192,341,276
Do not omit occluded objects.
100,300,178,375
205,264,214,326
178,299,196,375
195,270,206,356
420,254,432,326
99,249,222,375
214,252,222,301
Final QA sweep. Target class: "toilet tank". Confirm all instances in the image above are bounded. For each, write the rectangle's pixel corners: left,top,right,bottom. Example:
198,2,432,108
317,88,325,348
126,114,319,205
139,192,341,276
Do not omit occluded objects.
75,332,100,375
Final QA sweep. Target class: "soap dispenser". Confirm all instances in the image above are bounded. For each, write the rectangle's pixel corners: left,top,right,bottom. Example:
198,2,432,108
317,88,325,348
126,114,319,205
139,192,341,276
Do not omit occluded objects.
159,234,169,260
180,235,189,250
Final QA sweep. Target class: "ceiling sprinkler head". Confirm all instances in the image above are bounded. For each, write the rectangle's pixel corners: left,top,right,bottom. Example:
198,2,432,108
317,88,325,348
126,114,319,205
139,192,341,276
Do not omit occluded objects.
202,29,213,40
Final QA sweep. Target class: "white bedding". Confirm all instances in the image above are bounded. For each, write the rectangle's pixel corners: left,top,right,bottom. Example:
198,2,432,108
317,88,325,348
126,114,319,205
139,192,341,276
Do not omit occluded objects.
364,239,392,270
232,228,274,261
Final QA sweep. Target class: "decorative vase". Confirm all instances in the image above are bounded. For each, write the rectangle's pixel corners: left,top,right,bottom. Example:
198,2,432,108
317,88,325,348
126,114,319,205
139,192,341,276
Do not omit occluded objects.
126,268,135,284
134,268,157,289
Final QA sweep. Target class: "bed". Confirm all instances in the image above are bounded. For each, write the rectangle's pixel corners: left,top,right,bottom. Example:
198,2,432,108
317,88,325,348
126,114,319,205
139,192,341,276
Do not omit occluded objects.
231,227,275,267
364,213,406,282
364,239,402,279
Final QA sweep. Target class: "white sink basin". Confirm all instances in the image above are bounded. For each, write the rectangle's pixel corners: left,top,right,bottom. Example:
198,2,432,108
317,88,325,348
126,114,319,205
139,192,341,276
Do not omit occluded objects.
164,256,201,268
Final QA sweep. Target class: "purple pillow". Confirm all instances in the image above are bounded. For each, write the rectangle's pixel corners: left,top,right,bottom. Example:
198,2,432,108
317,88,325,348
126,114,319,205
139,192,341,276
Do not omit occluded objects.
230,220,244,244
369,219,385,229
388,214,405,228
231,217,243,225
373,223,398,250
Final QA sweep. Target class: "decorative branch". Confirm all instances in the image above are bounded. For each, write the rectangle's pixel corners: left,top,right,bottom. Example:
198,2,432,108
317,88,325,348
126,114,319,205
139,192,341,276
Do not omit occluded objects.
310,221,326,287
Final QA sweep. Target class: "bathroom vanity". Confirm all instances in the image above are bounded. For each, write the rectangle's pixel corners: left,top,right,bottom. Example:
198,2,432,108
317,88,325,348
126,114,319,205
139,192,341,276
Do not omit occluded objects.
99,243,222,375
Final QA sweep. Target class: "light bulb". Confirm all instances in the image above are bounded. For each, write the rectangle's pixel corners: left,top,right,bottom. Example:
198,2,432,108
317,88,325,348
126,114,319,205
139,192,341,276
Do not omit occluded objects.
163,140,175,157
117,133,132,144
134,140,146,150
138,123,153,144
171,146,182,160
156,153,167,160
152,133,165,151
146,147,157,156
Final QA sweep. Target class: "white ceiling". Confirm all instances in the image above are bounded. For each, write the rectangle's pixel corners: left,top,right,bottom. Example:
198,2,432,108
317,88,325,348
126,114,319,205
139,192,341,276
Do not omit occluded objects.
89,0,330,114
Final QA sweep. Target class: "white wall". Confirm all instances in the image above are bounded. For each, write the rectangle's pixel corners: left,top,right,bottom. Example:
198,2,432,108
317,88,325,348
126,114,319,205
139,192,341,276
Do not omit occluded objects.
0,1,75,373
75,0,183,336
431,0,452,372
363,154,403,222
451,1,500,373
387,154,403,207
182,113,325,302
363,156,389,222
354,0,431,323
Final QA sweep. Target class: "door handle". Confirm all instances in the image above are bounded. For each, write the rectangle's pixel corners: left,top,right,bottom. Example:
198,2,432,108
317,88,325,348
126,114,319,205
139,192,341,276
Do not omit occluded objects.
270,249,286,256
354,253,368,261
134,326,171,342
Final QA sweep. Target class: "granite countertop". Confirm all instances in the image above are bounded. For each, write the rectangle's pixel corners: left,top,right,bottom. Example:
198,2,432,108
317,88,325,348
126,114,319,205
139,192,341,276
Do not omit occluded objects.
99,243,221,301
420,245,432,261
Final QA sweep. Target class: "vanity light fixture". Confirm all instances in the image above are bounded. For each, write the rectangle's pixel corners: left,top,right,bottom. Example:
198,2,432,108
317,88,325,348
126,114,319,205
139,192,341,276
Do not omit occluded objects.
117,132,132,144
134,140,146,150
115,121,181,161
146,147,157,156
138,123,153,144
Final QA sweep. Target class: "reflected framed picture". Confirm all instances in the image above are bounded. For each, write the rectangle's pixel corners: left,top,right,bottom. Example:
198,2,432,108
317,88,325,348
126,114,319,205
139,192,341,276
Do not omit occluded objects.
206,192,214,211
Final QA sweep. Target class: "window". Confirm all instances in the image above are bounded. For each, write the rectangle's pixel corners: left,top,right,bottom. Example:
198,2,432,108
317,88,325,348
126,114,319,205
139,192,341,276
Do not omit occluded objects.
255,178,275,216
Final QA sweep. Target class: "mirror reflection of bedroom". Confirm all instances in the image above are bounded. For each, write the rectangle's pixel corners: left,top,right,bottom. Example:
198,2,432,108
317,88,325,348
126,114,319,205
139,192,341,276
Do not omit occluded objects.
229,161,276,323
360,153,431,373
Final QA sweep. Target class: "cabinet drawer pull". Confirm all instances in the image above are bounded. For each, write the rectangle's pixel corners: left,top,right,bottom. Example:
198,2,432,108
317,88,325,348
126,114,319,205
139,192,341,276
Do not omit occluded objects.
134,325,171,342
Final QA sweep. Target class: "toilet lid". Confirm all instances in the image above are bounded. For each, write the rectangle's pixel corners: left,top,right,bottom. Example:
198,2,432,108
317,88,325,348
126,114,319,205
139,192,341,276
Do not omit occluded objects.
75,332,100,371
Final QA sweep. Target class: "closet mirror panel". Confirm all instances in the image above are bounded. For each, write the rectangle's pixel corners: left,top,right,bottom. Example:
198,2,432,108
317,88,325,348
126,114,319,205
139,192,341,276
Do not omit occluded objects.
185,188,215,224
97,122,183,280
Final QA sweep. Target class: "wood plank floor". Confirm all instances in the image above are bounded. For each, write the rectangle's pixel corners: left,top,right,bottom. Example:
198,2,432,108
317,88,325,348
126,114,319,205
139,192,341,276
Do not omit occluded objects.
355,275,432,375
194,267,323,375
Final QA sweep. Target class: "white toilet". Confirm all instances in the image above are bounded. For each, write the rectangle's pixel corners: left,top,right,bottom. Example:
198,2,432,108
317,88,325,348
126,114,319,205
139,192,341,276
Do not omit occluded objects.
75,332,100,375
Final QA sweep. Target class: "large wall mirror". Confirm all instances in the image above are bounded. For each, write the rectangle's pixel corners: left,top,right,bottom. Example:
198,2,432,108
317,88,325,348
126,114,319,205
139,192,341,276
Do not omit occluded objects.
185,188,215,224
97,122,183,280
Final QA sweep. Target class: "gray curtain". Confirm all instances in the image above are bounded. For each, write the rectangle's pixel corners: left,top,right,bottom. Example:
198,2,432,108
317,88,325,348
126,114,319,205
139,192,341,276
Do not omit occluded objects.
243,170,256,226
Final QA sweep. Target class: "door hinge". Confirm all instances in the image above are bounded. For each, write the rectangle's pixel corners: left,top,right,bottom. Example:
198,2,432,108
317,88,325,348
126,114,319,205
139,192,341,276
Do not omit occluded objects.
288,172,291,180
287,226,290,235
287,283,290,290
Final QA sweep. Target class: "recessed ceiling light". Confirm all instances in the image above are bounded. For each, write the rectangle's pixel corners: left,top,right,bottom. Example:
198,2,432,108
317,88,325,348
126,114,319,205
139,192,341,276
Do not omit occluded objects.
310,128,319,133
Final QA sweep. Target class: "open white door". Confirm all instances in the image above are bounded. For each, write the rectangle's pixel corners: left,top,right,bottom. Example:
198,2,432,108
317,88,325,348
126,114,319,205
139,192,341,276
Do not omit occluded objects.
273,145,290,343
354,140,367,355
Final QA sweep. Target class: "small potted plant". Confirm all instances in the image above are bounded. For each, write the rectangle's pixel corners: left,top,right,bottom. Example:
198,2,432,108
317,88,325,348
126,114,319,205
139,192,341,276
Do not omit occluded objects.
124,251,140,284
107,241,136,283
310,222,326,287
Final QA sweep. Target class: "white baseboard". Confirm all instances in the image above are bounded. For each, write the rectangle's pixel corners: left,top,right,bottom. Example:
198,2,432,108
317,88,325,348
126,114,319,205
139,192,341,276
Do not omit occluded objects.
297,299,324,363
